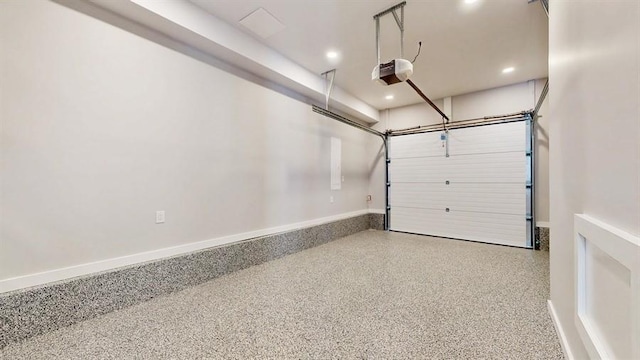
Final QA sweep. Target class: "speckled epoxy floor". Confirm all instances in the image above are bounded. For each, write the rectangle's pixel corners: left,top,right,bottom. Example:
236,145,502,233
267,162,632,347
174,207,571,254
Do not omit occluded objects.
1,230,563,359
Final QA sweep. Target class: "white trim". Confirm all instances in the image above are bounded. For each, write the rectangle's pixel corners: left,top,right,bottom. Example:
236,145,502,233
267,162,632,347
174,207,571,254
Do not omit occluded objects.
443,97,452,119
0,209,372,294
368,208,386,215
548,300,575,360
536,221,550,228
574,214,640,360
330,137,342,190
528,79,536,108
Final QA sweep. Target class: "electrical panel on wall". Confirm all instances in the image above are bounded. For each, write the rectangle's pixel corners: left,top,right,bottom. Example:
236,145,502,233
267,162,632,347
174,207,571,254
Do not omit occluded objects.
330,137,341,190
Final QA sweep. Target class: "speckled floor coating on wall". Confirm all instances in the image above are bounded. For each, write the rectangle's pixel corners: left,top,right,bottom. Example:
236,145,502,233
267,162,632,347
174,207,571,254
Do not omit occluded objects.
1,230,563,359
1,214,373,348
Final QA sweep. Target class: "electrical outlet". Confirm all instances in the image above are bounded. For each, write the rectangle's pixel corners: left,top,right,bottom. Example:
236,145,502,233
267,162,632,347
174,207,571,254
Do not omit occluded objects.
156,211,165,224
341,175,345,182
330,196,334,203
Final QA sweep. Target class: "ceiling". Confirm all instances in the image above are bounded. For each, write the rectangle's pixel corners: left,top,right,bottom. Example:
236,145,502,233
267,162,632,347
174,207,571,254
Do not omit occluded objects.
189,0,548,110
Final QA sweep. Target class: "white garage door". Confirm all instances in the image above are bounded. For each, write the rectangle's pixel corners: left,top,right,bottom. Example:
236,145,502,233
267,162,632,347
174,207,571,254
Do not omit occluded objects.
388,120,532,248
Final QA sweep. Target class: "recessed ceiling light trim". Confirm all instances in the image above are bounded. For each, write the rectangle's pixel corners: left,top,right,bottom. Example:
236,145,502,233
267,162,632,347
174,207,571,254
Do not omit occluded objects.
326,51,338,59
502,67,515,73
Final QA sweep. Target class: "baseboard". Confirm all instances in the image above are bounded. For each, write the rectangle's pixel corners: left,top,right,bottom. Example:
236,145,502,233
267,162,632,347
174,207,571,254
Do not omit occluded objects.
537,221,550,228
0,212,379,349
0,209,370,294
536,226,550,251
367,208,386,215
548,299,575,360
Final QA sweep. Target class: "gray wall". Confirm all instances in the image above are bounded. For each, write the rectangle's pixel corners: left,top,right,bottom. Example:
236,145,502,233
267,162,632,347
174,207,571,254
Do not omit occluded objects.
0,1,373,283
549,1,639,358
367,80,550,224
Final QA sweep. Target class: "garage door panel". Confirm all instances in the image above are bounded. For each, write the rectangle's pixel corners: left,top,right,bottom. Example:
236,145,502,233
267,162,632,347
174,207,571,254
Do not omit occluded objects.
443,210,526,234
388,120,530,248
390,207,446,236
390,152,526,183
390,132,445,159
389,157,450,183
389,183,450,210
445,153,526,182
390,183,526,215
391,208,525,233
391,207,526,247
449,121,526,155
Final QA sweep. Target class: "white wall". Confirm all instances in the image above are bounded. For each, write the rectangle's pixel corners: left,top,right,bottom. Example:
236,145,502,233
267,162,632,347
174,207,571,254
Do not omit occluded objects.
367,80,550,224
549,1,639,359
452,81,533,120
0,1,373,286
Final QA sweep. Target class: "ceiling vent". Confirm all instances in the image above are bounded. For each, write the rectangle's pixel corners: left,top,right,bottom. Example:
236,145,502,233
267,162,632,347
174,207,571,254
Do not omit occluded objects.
239,8,285,39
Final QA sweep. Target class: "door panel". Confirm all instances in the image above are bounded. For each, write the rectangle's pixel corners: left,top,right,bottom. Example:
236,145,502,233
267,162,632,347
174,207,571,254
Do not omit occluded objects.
388,120,530,247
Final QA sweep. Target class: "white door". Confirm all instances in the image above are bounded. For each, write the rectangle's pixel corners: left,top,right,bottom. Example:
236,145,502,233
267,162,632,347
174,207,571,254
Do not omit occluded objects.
388,120,531,248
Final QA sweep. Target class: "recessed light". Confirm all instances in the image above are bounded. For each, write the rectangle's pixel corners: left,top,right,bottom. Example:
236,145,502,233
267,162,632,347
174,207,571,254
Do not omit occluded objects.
502,67,515,73
464,0,478,3
385,95,394,100
326,51,338,59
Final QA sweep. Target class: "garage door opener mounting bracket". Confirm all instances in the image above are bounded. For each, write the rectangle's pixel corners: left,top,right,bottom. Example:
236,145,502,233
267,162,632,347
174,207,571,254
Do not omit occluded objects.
372,1,450,125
